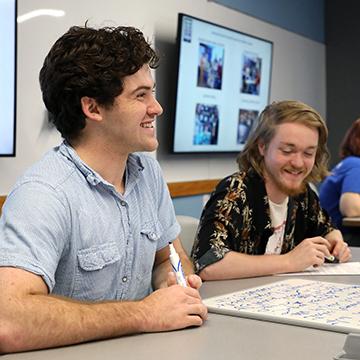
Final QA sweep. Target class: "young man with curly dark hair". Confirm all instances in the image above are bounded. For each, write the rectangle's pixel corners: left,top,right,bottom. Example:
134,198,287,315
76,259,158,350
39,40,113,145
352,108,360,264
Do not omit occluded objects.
0,25,207,353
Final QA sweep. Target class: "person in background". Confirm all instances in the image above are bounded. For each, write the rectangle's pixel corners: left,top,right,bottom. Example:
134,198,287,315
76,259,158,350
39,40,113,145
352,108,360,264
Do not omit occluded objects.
0,25,207,354
191,100,351,280
319,118,360,246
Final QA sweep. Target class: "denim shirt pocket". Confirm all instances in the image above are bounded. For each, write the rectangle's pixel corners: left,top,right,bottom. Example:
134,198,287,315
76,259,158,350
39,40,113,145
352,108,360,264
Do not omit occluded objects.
140,221,163,242
73,241,121,301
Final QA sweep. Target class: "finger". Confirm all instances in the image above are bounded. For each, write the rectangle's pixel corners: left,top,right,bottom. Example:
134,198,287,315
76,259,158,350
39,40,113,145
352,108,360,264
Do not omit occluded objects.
183,286,202,299
313,252,325,267
339,243,351,262
187,303,208,321
338,242,347,257
314,244,331,258
185,314,204,327
187,274,202,290
308,237,331,247
340,252,351,263
200,304,208,320
331,241,344,258
167,271,177,287
182,292,205,306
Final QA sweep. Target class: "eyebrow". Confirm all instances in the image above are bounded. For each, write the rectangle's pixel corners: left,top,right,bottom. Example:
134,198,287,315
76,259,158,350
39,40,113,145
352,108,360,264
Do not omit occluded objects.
280,143,317,150
130,84,156,95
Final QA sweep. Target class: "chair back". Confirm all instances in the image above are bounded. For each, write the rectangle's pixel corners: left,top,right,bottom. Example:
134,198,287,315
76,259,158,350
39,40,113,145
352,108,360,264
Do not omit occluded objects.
176,215,200,256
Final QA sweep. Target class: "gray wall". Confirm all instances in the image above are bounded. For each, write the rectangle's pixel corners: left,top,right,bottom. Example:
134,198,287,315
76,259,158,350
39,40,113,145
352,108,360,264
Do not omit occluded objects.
212,0,324,42
1,0,327,219
325,0,360,167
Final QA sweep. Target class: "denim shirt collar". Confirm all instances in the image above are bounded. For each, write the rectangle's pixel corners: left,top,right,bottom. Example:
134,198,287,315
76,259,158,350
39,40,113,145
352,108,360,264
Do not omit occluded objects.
58,141,144,194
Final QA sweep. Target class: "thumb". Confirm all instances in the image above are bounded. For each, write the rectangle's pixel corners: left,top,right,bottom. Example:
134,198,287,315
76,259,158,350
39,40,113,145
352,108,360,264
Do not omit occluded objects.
167,271,177,287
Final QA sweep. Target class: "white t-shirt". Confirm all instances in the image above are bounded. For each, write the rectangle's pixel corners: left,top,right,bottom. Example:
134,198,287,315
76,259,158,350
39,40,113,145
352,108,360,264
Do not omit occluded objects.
265,197,289,254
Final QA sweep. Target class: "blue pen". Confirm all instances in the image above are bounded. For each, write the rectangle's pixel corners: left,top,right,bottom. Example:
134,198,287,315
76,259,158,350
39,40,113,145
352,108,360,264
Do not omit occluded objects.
169,242,187,287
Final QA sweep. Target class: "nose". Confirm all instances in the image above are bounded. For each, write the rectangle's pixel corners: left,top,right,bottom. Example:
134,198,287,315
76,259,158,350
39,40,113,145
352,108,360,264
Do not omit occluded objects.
290,152,304,168
149,96,163,117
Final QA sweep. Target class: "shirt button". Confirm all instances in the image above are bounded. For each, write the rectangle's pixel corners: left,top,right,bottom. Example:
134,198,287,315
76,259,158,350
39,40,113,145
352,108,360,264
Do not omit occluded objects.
122,276,127,283
149,232,156,240
120,201,126,206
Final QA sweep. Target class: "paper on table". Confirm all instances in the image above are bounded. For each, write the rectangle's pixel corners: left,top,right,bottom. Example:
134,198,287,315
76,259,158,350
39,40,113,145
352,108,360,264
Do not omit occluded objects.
204,279,360,334
277,262,360,276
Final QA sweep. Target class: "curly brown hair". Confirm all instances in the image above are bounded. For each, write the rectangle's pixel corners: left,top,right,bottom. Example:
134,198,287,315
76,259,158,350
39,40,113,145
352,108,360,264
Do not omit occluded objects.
237,100,330,183
39,25,159,141
339,118,360,159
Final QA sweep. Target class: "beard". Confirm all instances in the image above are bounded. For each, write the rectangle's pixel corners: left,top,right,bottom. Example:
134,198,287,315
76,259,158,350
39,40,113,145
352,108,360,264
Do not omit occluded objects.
265,165,308,197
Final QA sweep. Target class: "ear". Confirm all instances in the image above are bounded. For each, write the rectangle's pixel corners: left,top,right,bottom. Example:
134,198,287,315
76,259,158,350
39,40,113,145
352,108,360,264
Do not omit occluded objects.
258,140,266,156
81,96,102,122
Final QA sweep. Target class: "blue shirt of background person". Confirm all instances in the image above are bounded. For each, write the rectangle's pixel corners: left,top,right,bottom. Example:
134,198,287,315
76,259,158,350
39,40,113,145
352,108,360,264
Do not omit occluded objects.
319,118,360,230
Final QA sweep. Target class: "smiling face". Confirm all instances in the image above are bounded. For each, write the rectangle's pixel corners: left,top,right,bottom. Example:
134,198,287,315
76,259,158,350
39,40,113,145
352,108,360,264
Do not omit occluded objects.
98,64,163,155
258,122,319,203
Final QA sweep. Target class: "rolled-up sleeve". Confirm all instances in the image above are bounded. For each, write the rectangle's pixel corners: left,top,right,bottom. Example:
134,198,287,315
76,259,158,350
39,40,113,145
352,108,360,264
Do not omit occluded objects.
0,182,69,291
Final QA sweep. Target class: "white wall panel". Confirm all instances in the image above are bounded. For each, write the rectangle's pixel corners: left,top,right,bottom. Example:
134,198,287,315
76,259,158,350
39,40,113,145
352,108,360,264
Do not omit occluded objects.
0,0,325,193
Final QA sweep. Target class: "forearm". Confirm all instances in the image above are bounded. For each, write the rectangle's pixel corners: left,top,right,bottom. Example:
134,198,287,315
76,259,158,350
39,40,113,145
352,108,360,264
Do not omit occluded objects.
324,229,343,243
0,293,147,353
152,258,172,289
199,251,291,280
0,263,207,354
340,192,360,217
179,251,196,275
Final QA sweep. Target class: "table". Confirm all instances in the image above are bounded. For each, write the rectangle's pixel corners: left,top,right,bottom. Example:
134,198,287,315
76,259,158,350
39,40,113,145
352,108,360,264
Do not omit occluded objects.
343,217,360,227
4,248,360,360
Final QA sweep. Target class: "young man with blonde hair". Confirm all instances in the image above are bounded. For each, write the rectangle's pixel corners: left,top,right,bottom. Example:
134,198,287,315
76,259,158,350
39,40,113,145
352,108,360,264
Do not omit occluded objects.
192,100,351,280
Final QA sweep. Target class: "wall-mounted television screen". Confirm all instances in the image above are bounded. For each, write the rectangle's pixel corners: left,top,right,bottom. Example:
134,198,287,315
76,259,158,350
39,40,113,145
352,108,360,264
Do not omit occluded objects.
171,13,273,154
0,0,17,157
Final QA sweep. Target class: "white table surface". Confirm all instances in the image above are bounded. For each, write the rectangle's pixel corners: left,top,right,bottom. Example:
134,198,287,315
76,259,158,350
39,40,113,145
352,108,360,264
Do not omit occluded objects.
4,248,360,360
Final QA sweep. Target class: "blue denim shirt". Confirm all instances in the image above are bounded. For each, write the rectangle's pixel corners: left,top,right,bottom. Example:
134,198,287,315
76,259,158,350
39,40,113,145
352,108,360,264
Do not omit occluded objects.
0,142,180,301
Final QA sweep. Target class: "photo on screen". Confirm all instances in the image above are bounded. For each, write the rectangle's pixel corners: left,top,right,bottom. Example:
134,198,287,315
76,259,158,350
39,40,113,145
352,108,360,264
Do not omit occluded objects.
193,103,219,145
197,42,224,90
182,17,192,43
237,109,259,145
240,53,262,96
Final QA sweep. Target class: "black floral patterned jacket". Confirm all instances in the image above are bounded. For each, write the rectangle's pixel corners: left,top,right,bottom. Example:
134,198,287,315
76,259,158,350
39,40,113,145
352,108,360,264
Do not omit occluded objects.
191,170,335,273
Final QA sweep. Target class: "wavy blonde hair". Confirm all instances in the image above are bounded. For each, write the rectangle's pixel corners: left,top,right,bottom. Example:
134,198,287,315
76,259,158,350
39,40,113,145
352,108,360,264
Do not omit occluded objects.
237,100,330,183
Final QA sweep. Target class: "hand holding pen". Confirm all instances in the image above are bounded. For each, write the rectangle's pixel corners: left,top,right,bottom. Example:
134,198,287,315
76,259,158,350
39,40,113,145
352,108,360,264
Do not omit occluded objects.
326,232,352,263
133,243,207,332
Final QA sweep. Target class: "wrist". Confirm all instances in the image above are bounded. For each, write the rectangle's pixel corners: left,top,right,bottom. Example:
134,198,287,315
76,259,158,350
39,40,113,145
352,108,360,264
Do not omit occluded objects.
136,295,157,333
279,253,292,273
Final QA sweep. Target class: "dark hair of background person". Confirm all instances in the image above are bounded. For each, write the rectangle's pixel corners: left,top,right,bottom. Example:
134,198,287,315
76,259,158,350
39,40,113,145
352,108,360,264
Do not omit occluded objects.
237,100,330,183
339,118,360,159
39,25,159,142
